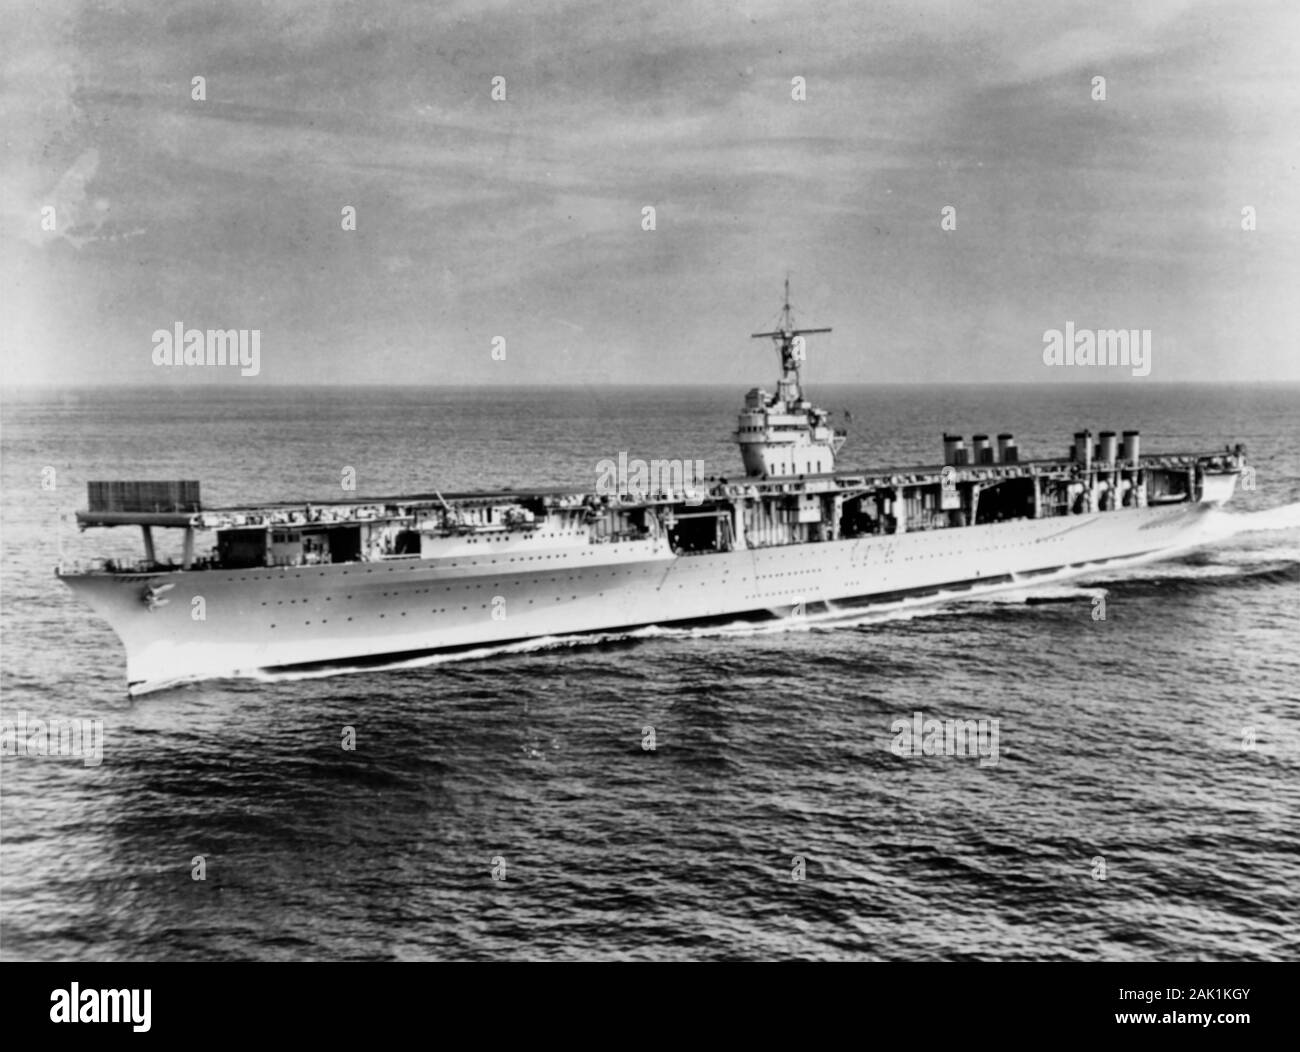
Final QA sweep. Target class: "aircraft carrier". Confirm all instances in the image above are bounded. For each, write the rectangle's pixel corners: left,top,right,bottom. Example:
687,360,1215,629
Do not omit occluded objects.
59,287,1247,695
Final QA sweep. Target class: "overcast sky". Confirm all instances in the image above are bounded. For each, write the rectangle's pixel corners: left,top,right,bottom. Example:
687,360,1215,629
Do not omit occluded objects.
2,0,1297,386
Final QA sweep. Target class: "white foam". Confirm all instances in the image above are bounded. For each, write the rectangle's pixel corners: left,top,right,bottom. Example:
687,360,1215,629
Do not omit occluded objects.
1229,501,1300,534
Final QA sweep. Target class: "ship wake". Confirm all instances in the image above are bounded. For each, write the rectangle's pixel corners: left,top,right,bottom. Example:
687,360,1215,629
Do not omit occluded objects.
242,569,1120,687
245,502,1300,688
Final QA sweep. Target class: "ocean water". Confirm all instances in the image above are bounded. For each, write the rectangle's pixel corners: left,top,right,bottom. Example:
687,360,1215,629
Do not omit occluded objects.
1,383,1298,961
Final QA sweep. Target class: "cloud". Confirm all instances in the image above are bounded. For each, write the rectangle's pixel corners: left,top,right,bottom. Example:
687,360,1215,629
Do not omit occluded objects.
1,0,1295,385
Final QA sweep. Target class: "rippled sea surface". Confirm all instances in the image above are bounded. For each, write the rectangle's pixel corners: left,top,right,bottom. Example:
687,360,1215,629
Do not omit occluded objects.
2,383,1298,961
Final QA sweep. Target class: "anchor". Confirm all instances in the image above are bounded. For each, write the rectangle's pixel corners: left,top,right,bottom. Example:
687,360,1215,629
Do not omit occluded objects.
141,582,175,611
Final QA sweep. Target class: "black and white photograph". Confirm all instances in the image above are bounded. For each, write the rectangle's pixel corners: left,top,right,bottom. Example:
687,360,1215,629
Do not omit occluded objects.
2,0,1297,1009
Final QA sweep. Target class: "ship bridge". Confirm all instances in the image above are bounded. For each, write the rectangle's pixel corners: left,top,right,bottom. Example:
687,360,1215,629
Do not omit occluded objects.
737,280,846,478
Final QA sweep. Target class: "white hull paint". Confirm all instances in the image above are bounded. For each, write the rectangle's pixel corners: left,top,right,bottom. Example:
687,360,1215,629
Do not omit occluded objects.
61,500,1226,695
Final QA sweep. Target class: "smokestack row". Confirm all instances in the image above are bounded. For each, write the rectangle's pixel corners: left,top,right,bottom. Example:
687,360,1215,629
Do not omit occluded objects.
1073,428,1142,466
942,433,1018,465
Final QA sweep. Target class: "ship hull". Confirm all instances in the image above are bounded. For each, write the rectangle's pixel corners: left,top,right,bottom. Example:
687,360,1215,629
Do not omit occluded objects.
59,499,1228,696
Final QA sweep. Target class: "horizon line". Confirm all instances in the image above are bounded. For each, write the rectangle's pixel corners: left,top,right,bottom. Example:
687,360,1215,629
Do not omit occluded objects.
5,378,1298,392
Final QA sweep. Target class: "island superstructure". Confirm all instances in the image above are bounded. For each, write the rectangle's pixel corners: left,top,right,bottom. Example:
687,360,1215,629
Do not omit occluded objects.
60,285,1247,695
